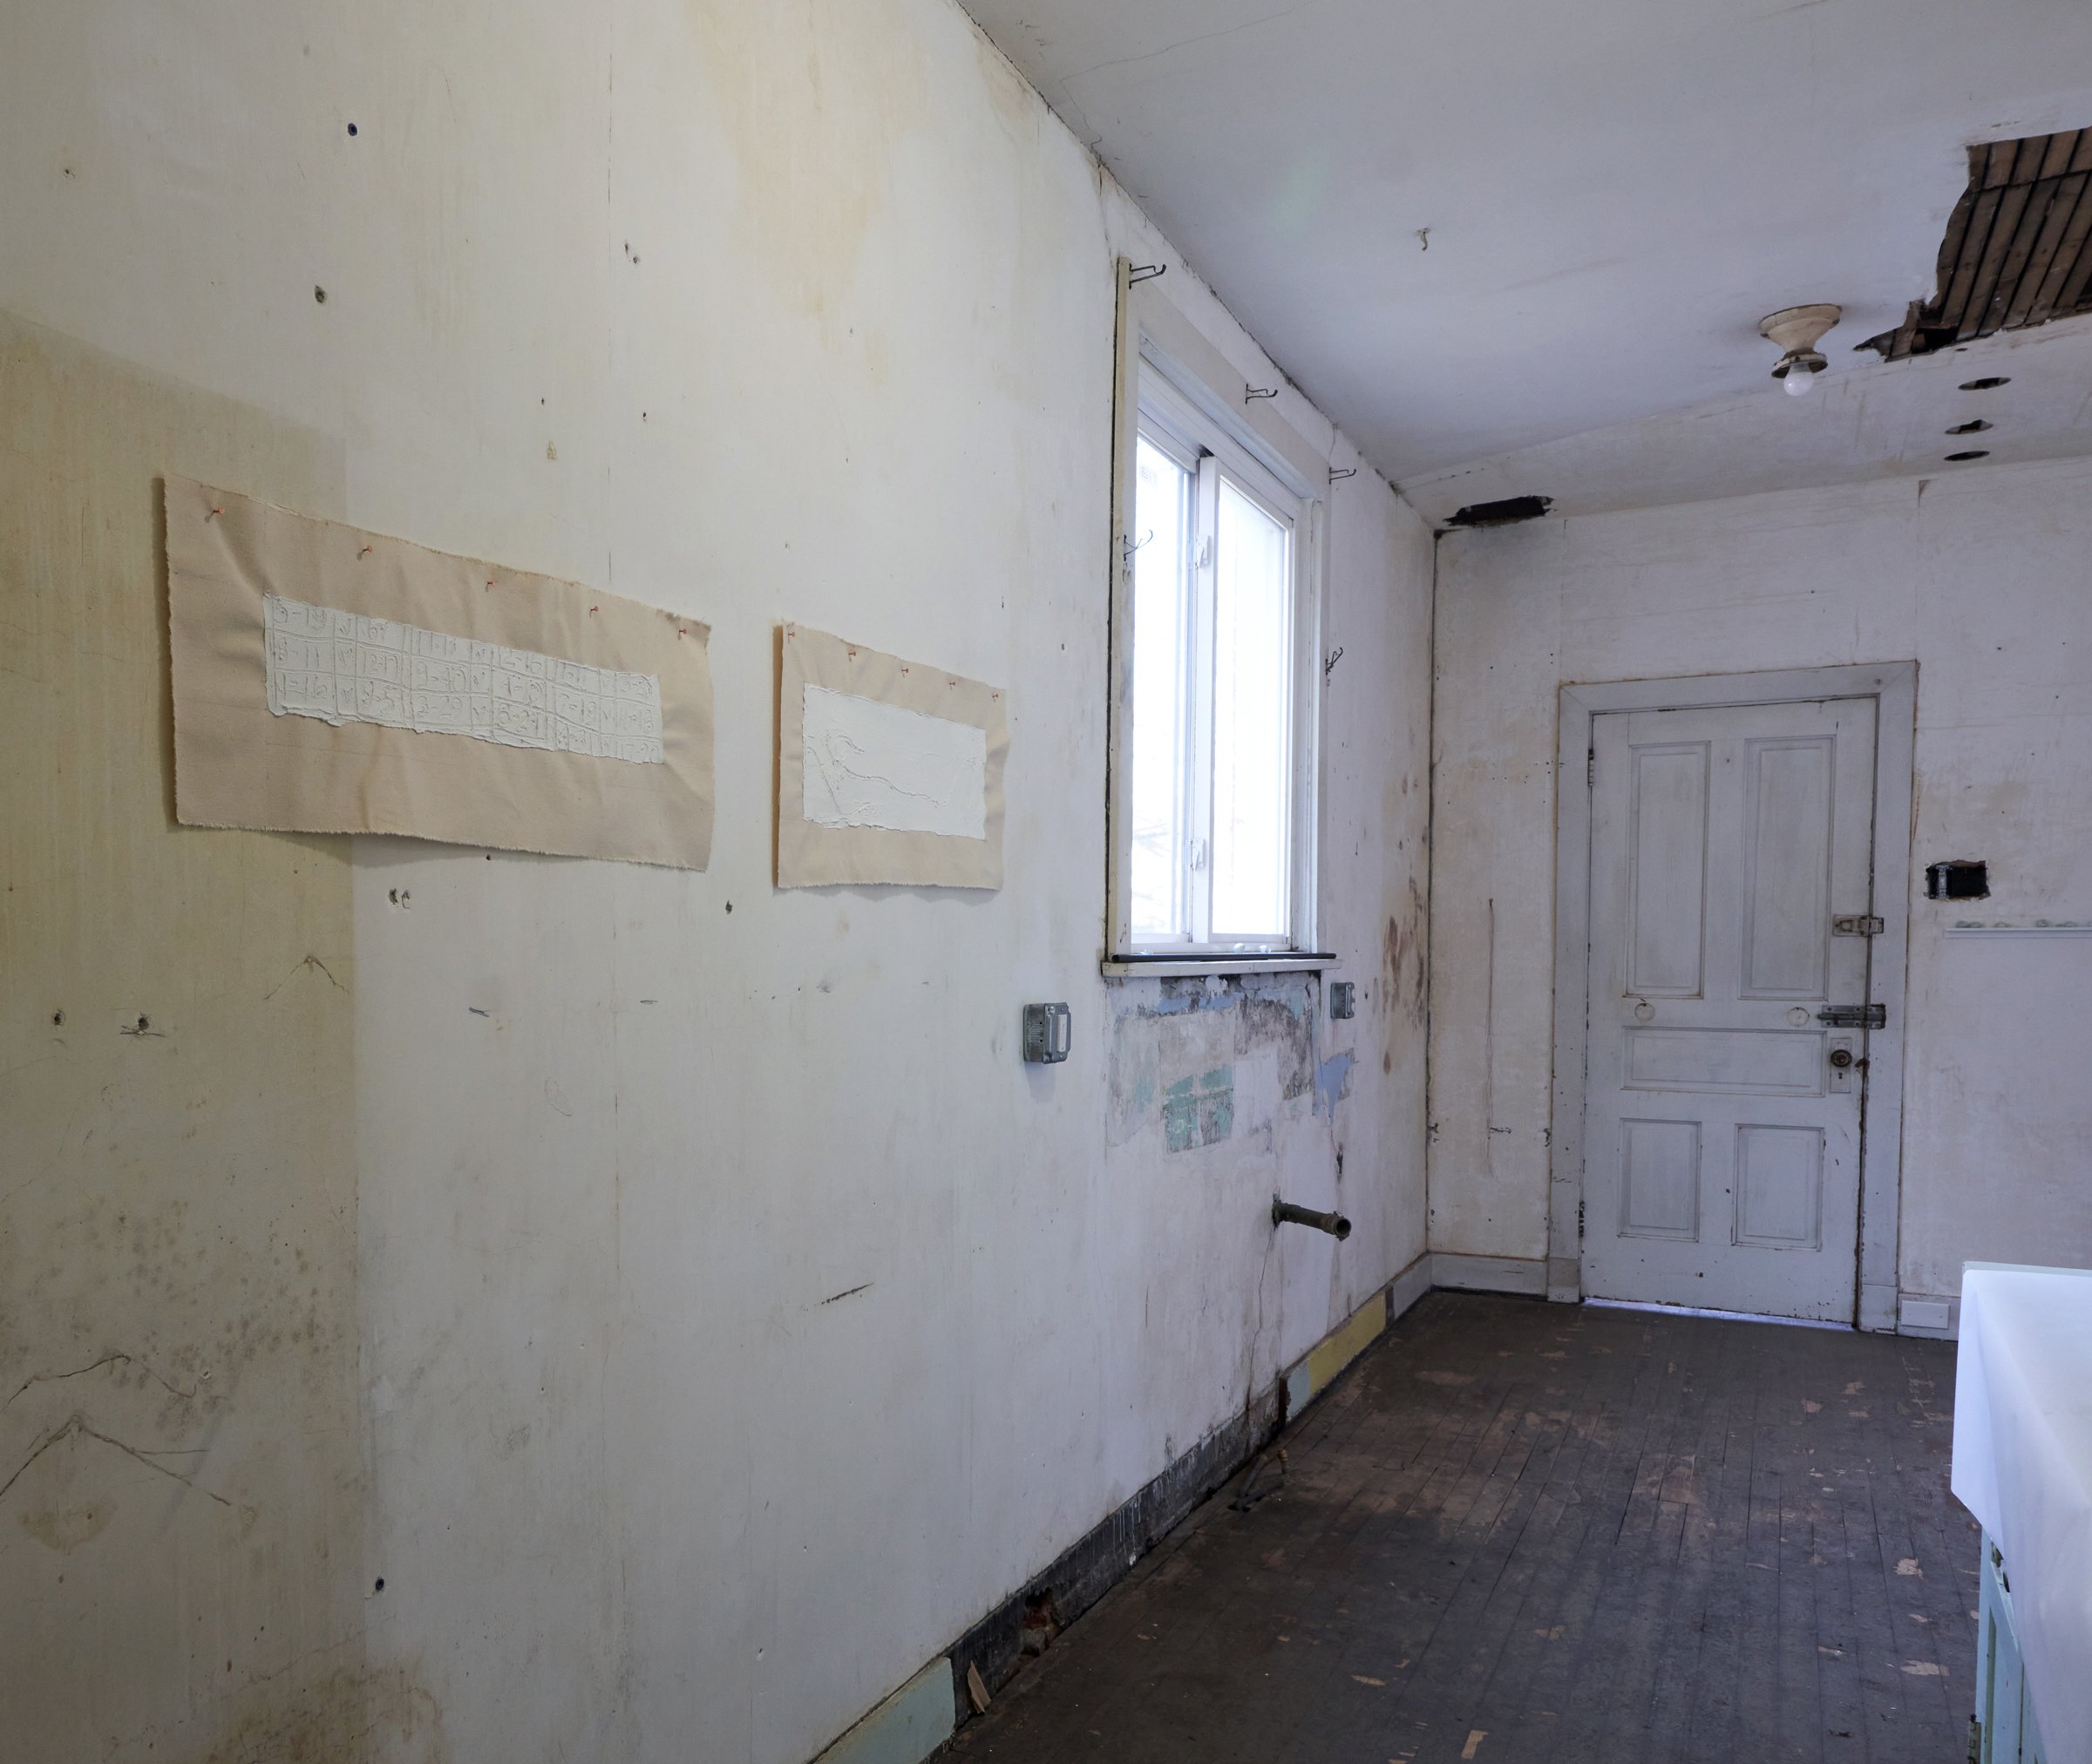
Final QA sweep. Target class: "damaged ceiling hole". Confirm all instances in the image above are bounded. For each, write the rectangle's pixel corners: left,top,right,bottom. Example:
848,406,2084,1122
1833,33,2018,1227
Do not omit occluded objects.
1444,494,1553,529
1945,450,1991,462
1960,377,2012,391
1946,419,1994,434
1862,127,2092,360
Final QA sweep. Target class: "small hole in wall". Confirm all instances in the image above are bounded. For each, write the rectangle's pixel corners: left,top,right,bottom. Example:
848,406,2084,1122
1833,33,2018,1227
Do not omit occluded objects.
346,122,357,136
388,887,411,907
1946,419,1992,434
724,900,733,913
136,1015,150,1032
1926,859,1988,900
1959,377,2010,390
1944,450,1990,462
374,1577,384,1592
314,285,327,304
51,1009,64,1027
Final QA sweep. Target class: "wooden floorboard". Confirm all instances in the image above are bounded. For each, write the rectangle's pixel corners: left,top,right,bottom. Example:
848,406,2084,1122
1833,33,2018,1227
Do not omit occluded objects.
949,1292,1974,1764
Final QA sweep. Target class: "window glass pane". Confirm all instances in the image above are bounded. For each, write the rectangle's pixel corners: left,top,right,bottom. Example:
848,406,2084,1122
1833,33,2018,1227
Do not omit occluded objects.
1129,435,1192,940
1211,477,1292,938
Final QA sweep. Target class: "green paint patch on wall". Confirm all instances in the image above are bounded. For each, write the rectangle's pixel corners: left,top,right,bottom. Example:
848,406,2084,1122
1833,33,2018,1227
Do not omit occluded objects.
813,1656,954,1764
1164,1065,1234,1151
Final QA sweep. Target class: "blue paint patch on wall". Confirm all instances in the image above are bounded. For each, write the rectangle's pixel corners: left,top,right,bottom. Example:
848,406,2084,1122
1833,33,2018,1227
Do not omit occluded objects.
1314,1050,1355,1116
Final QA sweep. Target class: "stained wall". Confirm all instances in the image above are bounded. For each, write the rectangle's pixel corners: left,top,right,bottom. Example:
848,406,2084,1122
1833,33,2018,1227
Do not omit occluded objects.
0,3,1432,1761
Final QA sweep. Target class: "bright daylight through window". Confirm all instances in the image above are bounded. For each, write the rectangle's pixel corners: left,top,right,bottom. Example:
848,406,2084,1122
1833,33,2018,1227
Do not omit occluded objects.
1118,365,1314,959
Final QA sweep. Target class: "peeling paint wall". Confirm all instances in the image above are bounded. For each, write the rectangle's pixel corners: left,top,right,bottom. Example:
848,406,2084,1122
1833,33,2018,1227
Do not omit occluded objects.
1428,458,2092,1303
0,3,1432,1761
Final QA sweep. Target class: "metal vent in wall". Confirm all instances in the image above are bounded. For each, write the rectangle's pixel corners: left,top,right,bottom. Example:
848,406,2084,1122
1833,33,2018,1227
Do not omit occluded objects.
1861,129,2092,359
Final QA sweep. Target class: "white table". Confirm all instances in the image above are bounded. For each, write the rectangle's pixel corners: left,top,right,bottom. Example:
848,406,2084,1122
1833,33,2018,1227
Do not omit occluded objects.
1953,1263,2092,1764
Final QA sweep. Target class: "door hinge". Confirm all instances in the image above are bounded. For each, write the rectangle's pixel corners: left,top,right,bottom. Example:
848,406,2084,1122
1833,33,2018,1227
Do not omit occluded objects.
1831,914,1885,937
1586,749,1595,789
1817,1003,1886,1029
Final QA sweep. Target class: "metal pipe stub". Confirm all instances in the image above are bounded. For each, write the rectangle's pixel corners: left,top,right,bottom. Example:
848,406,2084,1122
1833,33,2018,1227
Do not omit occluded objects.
1271,1196,1351,1240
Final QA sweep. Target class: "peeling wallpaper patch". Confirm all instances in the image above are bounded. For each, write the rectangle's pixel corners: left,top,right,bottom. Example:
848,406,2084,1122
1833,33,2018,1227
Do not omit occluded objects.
1165,1066,1235,1151
1107,974,1325,1148
1314,1050,1356,1116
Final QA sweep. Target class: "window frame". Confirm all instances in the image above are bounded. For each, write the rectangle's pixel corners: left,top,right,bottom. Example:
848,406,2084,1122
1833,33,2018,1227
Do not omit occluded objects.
1104,336,1327,975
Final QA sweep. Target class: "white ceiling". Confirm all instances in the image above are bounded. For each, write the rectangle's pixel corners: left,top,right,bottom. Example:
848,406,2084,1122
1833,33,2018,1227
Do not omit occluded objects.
961,0,2092,514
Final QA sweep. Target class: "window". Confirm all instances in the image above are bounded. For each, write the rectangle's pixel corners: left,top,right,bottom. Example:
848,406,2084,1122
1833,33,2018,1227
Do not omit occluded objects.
1109,357,1321,967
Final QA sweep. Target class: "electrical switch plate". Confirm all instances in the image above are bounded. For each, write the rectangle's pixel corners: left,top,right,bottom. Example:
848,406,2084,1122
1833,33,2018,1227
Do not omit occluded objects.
1328,981,1355,1020
1022,1002,1070,1064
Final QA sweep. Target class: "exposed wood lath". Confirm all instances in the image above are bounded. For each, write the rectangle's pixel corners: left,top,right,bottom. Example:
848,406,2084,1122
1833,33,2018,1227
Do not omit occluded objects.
1864,129,2092,358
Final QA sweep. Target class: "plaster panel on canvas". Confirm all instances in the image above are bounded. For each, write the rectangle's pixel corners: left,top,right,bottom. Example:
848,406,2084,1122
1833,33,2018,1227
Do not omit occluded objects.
802,685,987,838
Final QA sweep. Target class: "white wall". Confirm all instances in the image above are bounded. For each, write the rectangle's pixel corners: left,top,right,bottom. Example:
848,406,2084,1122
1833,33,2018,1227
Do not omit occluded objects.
1429,458,2092,1311
0,4,1432,1762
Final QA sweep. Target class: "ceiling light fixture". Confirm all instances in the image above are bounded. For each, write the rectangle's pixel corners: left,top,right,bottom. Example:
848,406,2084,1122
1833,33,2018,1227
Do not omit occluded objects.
1760,303,1842,397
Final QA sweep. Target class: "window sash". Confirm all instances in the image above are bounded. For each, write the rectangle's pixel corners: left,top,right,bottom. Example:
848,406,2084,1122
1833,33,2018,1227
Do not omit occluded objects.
1121,377,1308,958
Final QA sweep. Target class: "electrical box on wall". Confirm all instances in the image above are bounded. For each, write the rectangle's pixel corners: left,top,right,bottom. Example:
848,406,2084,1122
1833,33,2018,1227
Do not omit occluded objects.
1328,981,1356,1020
1022,1002,1070,1064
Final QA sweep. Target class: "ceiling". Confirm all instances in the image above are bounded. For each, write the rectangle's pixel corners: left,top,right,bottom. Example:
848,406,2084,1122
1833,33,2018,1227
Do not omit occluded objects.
961,0,2092,515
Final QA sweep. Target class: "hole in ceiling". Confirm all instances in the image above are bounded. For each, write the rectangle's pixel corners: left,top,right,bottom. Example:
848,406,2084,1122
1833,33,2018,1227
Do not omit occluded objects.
1944,450,1991,461
1858,130,2092,359
1946,418,1994,433
1445,494,1553,529
1959,376,2012,390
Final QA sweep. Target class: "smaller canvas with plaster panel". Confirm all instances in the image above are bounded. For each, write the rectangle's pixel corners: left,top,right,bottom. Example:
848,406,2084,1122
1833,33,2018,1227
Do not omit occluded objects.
777,624,1006,889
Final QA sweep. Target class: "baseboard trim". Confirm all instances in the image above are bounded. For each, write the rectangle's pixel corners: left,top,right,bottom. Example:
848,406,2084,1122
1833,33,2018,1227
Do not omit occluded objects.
940,1379,1281,1739
1385,1250,1434,1326
806,1253,1438,1764
1431,1251,1548,1295
811,1658,953,1764
1896,1291,1960,1339
937,1256,1431,1748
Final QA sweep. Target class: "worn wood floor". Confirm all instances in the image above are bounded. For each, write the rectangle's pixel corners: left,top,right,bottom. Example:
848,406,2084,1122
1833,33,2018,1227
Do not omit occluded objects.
951,1292,1973,1764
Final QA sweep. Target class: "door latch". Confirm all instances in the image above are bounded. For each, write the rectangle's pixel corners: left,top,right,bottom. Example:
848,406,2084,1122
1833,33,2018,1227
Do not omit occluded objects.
1831,914,1885,937
1817,1003,1885,1029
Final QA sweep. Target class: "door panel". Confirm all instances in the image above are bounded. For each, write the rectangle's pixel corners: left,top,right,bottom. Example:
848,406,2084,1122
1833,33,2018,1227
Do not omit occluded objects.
1735,1124,1824,1250
1742,738,1835,998
1582,696,1878,1320
1626,743,1709,997
1620,1119,1701,1239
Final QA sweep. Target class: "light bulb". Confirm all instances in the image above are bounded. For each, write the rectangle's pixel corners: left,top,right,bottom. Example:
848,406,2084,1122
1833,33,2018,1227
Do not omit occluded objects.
1783,360,1817,397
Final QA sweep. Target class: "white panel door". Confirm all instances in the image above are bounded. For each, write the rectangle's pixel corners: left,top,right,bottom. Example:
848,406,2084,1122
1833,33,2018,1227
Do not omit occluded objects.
1582,698,1878,1320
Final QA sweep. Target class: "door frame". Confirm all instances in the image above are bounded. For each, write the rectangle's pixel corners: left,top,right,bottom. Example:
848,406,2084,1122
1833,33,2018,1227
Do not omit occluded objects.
1550,662,1917,1331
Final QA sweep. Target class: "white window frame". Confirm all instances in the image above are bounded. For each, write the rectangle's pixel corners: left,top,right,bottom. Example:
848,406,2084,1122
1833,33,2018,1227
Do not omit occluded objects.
1104,339,1327,976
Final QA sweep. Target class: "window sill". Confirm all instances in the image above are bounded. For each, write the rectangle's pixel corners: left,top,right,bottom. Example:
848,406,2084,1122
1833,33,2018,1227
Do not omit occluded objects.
1100,952,1337,979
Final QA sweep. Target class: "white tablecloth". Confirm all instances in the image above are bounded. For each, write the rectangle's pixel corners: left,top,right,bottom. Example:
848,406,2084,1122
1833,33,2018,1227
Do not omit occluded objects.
1952,1263,2092,1763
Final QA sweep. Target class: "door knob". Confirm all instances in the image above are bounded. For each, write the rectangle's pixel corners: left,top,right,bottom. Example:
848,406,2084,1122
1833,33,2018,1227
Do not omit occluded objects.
1828,1047,1854,1070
